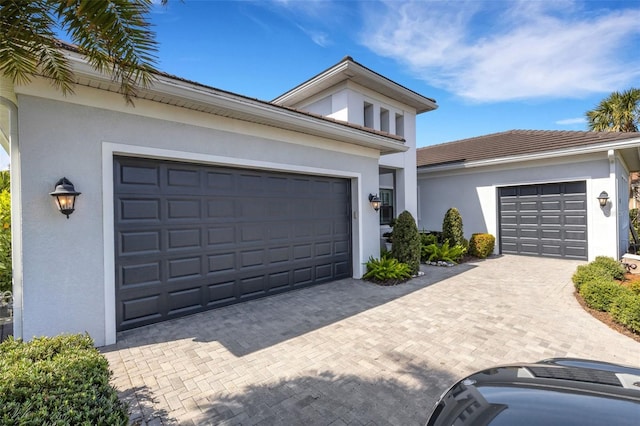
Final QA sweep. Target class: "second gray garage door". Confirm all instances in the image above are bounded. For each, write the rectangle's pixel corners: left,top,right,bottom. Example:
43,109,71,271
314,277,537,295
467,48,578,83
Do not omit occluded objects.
499,181,587,260
114,157,352,331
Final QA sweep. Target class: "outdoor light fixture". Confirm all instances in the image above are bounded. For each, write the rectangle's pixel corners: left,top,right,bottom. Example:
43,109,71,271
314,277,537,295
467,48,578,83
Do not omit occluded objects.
369,193,381,212
597,191,609,207
50,177,81,218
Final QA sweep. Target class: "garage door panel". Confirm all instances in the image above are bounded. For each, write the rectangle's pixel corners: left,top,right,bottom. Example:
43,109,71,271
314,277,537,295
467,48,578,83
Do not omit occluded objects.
121,295,162,321
115,157,352,331
168,257,202,279
208,253,235,273
119,231,161,255
167,287,201,314
208,227,235,245
240,276,267,297
241,249,264,268
168,228,201,250
541,215,561,225
207,281,235,304
167,167,200,188
499,181,586,260
541,229,561,239
564,229,586,240
541,200,561,210
315,241,332,257
119,198,161,222
208,199,235,218
565,215,586,226
520,215,538,225
518,200,539,211
119,164,160,189
121,262,161,286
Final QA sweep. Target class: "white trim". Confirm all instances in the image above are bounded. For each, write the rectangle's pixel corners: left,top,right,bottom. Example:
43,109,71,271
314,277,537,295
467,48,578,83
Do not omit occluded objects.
418,138,640,174
102,142,364,344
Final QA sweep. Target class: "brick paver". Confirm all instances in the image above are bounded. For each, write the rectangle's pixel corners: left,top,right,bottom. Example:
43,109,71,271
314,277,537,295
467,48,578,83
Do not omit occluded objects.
102,255,640,425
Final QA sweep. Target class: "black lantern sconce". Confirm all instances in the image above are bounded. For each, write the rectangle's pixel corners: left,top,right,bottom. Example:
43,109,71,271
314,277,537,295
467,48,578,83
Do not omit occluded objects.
597,191,609,207
50,177,81,218
369,193,381,212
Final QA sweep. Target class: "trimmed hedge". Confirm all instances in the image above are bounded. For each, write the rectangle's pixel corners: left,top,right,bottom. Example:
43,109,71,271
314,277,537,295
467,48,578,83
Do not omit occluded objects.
579,279,630,312
591,256,626,280
0,334,128,425
610,293,640,334
572,257,640,336
468,233,495,259
572,257,624,291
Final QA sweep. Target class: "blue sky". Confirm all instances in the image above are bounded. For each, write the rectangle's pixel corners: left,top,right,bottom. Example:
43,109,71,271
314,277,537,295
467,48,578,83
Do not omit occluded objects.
3,0,639,170
146,0,640,149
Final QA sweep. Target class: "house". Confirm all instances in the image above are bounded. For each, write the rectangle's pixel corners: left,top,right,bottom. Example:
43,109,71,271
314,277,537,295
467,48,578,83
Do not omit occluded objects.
0,51,436,346
417,130,640,261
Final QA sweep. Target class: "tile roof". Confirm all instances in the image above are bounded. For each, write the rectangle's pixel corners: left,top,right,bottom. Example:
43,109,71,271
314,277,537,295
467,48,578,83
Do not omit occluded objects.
417,130,640,168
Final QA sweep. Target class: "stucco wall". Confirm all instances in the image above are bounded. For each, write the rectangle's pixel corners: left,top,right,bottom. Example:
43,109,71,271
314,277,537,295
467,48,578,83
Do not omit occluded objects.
417,154,618,260
15,87,383,345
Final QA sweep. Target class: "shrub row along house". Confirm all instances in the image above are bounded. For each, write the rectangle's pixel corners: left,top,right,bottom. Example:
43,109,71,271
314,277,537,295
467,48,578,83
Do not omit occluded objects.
2,47,640,345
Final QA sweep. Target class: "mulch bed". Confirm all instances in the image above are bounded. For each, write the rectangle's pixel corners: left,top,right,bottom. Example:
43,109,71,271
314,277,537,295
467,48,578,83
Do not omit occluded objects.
574,273,640,344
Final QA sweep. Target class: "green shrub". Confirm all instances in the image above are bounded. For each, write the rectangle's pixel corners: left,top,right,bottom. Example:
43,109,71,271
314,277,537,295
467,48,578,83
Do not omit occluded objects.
442,207,464,247
468,233,495,258
363,256,412,285
579,279,630,312
628,280,640,294
422,241,466,264
420,233,438,247
572,262,621,291
610,293,640,334
0,188,10,293
591,256,625,280
0,334,129,425
390,211,421,275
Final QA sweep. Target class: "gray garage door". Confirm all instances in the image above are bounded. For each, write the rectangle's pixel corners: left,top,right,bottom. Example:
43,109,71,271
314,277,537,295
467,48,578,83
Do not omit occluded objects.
114,157,352,331
499,181,587,260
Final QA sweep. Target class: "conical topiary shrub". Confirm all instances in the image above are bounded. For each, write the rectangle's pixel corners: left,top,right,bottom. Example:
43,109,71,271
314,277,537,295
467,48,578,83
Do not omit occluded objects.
442,207,464,247
391,210,421,275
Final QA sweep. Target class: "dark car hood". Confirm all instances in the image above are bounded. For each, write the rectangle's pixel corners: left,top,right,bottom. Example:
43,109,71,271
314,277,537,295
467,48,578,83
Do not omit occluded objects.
427,358,640,426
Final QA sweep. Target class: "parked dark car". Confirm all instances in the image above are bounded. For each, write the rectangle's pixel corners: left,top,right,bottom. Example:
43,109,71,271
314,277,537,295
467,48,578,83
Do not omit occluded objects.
426,358,640,426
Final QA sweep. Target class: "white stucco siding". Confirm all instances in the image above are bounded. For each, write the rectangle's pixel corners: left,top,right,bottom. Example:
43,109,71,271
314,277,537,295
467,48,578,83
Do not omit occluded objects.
417,154,616,260
16,90,383,346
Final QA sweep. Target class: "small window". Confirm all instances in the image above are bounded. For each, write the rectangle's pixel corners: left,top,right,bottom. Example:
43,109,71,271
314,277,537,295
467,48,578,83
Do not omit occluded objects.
364,102,374,128
380,189,394,225
380,108,389,133
395,113,404,137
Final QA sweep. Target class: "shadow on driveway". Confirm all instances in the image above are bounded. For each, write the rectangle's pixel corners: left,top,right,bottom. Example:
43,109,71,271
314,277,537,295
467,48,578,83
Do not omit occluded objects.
104,262,477,357
122,352,456,426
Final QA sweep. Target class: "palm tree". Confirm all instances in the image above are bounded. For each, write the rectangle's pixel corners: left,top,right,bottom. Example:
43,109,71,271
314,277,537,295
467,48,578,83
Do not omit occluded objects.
586,88,640,132
0,0,165,104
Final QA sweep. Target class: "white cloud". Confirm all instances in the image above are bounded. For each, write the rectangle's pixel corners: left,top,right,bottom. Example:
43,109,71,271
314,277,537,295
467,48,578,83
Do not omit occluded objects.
556,117,587,125
361,0,640,103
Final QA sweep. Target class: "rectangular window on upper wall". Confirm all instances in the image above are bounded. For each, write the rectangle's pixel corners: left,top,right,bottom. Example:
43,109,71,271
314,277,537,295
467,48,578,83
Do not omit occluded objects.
380,108,389,133
395,113,404,137
380,188,394,225
364,102,374,128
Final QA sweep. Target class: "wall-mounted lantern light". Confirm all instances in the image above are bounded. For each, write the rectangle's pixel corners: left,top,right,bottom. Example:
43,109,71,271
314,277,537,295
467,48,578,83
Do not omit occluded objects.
50,177,81,218
369,193,381,212
597,191,609,207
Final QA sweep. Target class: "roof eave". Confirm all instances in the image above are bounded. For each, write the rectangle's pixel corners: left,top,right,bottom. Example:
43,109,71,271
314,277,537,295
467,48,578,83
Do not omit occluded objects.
418,137,640,173
273,57,438,114
64,53,408,155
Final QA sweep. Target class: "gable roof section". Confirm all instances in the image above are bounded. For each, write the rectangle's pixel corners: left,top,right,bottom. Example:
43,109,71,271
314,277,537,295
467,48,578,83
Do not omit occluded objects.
272,56,438,114
417,130,640,169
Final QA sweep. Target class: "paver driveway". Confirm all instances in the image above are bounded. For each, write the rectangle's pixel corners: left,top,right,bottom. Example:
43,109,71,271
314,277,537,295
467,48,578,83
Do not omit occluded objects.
102,255,640,425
